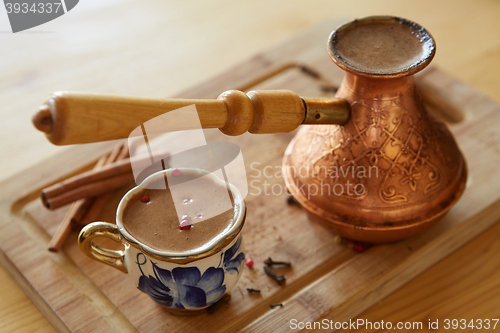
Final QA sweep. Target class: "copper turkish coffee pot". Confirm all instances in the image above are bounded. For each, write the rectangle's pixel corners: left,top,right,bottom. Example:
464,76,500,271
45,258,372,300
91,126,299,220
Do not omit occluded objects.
32,16,467,243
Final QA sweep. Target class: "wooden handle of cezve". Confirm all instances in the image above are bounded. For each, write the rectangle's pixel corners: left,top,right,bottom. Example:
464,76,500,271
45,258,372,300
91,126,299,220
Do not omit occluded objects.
32,90,350,145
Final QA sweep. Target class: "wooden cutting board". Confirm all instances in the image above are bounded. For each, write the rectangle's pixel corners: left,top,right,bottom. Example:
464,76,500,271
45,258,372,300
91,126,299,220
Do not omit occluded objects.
1,18,500,332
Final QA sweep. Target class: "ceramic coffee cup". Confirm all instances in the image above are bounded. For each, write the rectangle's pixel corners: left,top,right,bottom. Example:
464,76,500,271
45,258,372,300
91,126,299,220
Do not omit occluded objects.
78,168,246,314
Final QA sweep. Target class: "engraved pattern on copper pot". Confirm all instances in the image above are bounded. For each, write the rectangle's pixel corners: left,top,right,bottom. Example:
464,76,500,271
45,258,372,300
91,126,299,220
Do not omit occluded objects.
283,16,468,243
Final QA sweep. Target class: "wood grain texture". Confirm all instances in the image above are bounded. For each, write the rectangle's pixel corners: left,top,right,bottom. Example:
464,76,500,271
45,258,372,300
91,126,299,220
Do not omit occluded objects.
33,89,338,144
247,90,304,134
1,1,500,332
344,220,500,333
2,0,499,182
1,15,500,332
35,91,228,145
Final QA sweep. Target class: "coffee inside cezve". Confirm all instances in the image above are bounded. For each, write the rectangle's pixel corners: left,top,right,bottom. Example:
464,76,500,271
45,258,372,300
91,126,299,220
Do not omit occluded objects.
123,171,239,253
334,19,431,73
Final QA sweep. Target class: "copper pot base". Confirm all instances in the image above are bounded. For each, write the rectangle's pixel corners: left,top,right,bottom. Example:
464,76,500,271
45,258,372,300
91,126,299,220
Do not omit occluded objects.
291,164,467,244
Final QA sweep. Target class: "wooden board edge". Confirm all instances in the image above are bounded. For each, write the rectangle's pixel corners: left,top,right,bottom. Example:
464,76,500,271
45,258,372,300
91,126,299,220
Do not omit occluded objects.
0,141,126,332
0,245,71,333
241,196,500,332
0,16,499,332
0,199,137,332
320,199,500,332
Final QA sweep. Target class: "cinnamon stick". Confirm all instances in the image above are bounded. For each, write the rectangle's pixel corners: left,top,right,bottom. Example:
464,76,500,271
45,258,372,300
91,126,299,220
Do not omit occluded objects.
47,154,108,252
42,158,133,204
74,193,109,230
41,150,160,210
48,143,130,251
76,145,130,229
45,172,134,210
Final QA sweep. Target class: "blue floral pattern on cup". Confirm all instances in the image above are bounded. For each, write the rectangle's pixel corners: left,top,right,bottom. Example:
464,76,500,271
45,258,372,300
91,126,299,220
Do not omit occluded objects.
136,236,245,309
222,235,245,273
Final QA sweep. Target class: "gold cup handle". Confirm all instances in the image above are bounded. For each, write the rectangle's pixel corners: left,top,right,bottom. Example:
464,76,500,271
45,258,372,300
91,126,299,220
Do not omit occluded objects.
78,222,128,273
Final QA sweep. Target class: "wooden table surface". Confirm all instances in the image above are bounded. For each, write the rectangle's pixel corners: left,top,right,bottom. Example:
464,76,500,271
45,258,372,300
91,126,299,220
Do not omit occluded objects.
0,1,499,332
